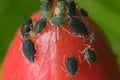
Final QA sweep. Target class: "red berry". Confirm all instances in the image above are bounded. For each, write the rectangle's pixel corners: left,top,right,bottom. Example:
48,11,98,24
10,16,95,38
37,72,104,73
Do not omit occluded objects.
2,0,120,80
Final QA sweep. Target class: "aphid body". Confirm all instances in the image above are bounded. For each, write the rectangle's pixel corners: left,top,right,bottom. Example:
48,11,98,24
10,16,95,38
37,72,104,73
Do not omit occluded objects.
66,0,76,16
66,56,78,76
70,18,88,36
22,38,35,63
34,18,46,33
40,0,50,19
84,47,97,63
21,18,32,37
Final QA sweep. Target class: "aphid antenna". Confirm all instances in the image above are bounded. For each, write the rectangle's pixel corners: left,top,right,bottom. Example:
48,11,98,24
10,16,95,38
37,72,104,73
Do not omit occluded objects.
24,15,30,21
83,44,92,48
77,51,81,64
62,27,82,38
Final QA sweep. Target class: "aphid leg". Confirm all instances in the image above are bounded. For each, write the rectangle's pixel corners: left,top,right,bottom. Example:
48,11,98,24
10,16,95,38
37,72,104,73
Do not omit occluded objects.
62,27,72,35
29,31,36,38
84,44,91,48
77,51,81,64
60,54,66,72
82,36,85,42
60,66,69,78
56,27,60,40
86,56,91,68
60,54,69,79
84,44,95,52
29,23,36,38
77,49,85,54
72,16,81,19
62,27,82,38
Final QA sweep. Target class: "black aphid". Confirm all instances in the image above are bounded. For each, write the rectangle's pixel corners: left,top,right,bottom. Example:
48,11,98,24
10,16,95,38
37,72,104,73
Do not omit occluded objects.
34,18,46,33
70,18,88,36
21,18,32,37
22,38,35,63
80,8,88,17
84,48,97,62
66,56,78,76
66,0,76,16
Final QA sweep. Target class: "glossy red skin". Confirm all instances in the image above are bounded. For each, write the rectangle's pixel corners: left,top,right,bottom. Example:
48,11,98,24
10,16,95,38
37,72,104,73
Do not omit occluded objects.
2,12,120,80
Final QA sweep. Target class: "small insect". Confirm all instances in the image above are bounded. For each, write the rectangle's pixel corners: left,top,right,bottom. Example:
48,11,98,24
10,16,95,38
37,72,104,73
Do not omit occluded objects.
40,1,50,19
80,8,88,17
22,38,35,63
21,18,32,38
55,1,65,16
58,1,65,10
40,1,49,11
34,18,46,33
69,17,88,36
50,15,66,26
84,47,97,63
66,0,76,16
89,33,95,44
66,56,78,76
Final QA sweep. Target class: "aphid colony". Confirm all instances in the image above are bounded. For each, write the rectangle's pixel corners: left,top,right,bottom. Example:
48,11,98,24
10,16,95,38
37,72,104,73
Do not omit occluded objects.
21,0,97,76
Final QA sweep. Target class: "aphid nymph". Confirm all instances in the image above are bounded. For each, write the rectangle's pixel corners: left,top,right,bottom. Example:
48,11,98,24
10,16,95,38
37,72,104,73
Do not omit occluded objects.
84,47,97,63
66,0,76,16
70,17,88,36
34,18,46,33
21,18,32,38
66,56,78,76
22,38,35,63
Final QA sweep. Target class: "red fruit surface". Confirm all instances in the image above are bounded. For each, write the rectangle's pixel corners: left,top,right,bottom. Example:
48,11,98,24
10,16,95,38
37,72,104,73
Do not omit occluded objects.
2,12,120,80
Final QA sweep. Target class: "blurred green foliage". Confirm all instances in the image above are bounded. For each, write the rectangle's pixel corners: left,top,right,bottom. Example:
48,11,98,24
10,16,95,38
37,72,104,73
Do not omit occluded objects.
0,0,120,68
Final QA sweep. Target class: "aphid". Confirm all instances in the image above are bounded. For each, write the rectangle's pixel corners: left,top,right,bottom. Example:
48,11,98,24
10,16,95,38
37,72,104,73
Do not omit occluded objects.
40,0,49,4
58,1,65,10
21,18,32,38
66,56,78,76
40,1,49,11
70,17,88,36
89,33,95,43
84,47,97,63
22,38,35,63
34,18,46,33
40,0,50,19
80,8,88,17
50,15,66,26
55,1,65,16
66,0,76,16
